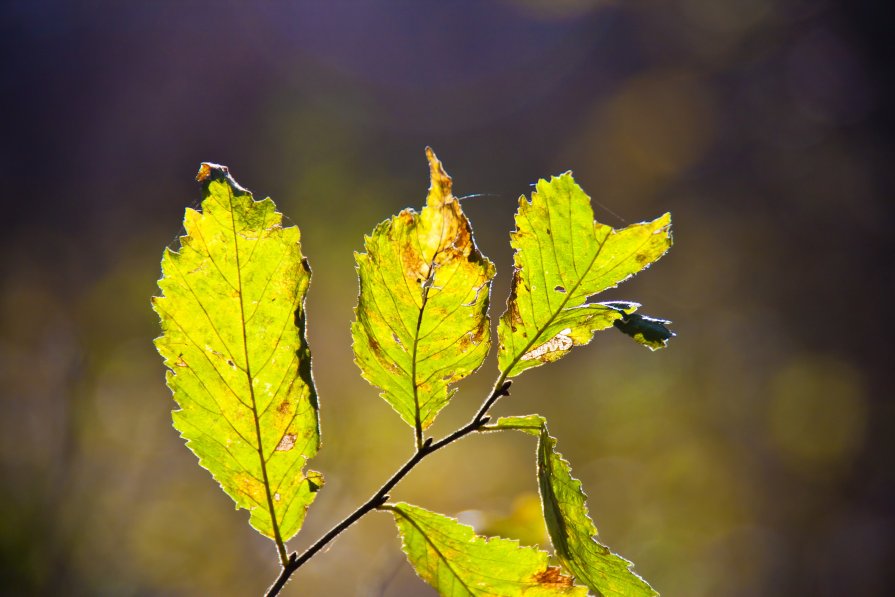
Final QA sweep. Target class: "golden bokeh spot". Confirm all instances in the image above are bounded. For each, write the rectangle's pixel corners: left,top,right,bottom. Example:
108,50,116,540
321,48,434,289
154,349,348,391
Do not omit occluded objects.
570,69,716,206
607,70,715,178
679,0,774,36
768,355,867,477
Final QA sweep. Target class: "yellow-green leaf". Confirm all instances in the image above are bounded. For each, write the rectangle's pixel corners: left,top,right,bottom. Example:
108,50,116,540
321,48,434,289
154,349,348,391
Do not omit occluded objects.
152,164,322,552
387,502,586,597
484,414,548,434
538,430,657,596
352,148,495,441
489,416,658,596
497,174,672,377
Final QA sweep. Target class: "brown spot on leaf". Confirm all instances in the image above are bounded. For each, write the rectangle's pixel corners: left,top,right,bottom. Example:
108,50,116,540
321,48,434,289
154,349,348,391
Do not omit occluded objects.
275,433,296,452
195,162,212,182
554,285,566,293
397,209,415,225
236,473,264,504
277,400,290,414
473,316,488,341
458,334,472,351
532,566,574,588
400,238,428,285
507,270,524,328
450,208,473,254
195,162,230,183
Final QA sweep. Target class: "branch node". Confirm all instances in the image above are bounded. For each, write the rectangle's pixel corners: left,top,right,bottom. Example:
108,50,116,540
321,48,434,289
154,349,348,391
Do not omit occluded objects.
497,380,512,397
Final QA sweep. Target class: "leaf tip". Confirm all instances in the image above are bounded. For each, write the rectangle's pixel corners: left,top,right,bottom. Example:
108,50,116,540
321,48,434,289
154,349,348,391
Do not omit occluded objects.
195,162,250,195
424,147,453,205
195,161,225,182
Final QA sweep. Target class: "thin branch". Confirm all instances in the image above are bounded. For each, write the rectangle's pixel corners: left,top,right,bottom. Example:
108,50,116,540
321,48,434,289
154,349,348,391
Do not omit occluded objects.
264,378,513,596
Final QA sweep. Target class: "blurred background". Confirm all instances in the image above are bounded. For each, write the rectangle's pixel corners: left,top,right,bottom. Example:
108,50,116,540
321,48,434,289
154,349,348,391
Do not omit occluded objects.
1,1,893,595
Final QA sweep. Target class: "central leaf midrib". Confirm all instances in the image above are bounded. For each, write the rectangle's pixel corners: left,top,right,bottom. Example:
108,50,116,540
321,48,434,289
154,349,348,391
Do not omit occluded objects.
410,260,436,447
505,224,611,376
226,186,285,555
396,508,477,596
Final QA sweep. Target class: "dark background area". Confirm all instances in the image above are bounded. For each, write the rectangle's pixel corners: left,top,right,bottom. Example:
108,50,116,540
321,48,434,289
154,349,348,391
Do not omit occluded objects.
1,1,893,595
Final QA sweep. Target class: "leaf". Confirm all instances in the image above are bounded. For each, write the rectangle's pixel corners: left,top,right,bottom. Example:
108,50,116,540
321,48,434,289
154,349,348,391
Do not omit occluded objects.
152,163,322,551
612,312,675,350
484,414,548,434
489,416,657,596
387,502,587,597
497,173,672,377
538,430,657,596
352,148,495,440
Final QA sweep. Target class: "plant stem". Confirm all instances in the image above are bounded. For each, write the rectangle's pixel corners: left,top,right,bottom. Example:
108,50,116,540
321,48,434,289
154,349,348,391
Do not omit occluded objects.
264,378,513,597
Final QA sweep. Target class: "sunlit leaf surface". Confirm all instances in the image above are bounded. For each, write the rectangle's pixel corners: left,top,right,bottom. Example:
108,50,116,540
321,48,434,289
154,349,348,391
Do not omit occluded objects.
490,416,658,596
352,148,495,438
153,164,322,545
486,414,548,433
388,502,586,596
497,174,672,377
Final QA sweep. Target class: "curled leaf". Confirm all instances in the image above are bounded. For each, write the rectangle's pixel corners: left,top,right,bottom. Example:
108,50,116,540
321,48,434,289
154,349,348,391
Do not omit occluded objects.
613,312,674,350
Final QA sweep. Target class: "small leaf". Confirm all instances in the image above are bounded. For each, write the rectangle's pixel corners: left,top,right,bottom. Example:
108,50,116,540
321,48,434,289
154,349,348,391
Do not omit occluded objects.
491,417,658,596
485,414,547,434
497,174,672,377
613,312,674,350
352,148,495,439
153,164,322,550
387,502,586,596
539,431,657,596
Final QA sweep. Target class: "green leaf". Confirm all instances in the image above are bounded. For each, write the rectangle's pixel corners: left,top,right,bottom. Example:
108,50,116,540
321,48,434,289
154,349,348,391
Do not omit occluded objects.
490,417,658,596
497,173,672,377
152,163,322,553
484,414,548,434
387,502,586,596
539,430,657,596
352,148,495,441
